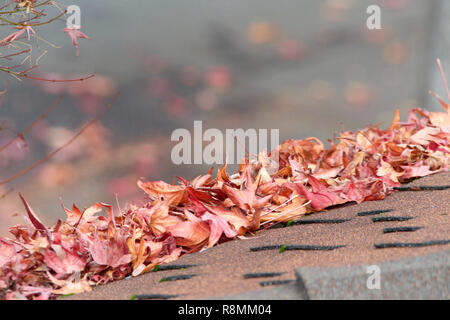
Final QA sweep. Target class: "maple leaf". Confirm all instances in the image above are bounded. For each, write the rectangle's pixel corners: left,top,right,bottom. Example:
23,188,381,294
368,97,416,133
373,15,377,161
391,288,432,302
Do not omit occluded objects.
206,205,250,235
260,193,309,224
63,27,90,56
189,170,213,188
216,163,231,184
149,247,182,267
61,202,104,227
410,127,441,146
19,193,49,235
167,210,210,247
19,286,52,300
133,247,183,276
377,160,404,183
136,201,181,235
201,212,237,247
128,237,163,276
88,232,132,268
286,176,343,211
401,161,435,179
222,167,272,211
341,183,364,203
286,183,330,211
47,273,92,295
355,132,373,153
44,247,86,276
138,180,187,206
312,167,342,180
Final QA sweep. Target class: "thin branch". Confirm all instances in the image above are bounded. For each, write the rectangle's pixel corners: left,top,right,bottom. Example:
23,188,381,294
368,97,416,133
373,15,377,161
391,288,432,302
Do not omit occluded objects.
0,91,120,186
0,67,95,82
0,95,63,153
437,58,450,102
0,9,65,27
0,1,52,15
0,48,31,60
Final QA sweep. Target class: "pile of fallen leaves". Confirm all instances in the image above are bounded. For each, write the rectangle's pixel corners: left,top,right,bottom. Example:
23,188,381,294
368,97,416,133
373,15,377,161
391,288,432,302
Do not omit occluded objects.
1,89,449,300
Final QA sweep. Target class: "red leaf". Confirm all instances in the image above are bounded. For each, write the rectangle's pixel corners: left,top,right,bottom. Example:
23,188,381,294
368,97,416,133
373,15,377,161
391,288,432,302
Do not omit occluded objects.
89,233,131,268
44,247,86,276
19,193,48,235
222,167,272,211
201,212,237,247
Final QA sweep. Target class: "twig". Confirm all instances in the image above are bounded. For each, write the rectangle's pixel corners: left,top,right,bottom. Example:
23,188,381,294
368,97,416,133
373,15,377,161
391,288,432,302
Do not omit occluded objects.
0,95,63,153
0,91,119,185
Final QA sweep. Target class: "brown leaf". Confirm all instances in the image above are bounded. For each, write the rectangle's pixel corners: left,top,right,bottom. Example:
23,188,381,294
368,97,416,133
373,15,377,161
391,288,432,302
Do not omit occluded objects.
138,180,187,206
167,211,210,247
222,167,272,211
